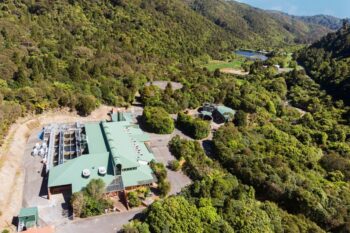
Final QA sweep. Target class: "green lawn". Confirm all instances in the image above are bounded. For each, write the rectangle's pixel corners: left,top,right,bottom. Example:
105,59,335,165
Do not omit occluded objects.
204,59,244,72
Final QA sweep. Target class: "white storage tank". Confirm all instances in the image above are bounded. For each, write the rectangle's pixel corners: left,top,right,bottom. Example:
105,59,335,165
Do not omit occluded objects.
82,169,91,178
39,148,45,157
98,167,107,176
32,148,39,156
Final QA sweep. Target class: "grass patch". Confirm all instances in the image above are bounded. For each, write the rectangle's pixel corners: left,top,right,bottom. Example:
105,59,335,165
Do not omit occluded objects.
204,59,244,72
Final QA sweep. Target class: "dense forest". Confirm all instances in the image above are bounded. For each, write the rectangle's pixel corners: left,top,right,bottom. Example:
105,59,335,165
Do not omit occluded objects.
297,22,350,104
187,0,337,44
0,0,336,145
124,60,350,232
1,0,350,232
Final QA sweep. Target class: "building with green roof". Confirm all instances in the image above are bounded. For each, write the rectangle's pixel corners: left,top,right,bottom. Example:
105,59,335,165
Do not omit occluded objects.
200,103,235,123
47,112,156,197
214,105,236,123
18,207,38,232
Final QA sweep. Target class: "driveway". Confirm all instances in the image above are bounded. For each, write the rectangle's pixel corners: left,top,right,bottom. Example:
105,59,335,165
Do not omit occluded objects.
56,208,145,233
148,131,192,195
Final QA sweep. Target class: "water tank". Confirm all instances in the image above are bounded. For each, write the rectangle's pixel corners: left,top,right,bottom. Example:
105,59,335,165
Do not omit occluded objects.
98,167,107,175
35,143,40,149
82,169,91,178
39,148,45,157
32,148,39,156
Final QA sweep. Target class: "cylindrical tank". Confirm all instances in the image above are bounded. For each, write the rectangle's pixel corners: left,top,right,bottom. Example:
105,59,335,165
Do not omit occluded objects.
82,169,91,177
39,148,45,157
32,148,39,156
98,167,107,175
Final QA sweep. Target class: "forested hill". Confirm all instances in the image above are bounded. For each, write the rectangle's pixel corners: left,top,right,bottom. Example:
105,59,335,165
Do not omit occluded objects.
297,23,350,104
187,0,335,44
0,0,337,144
267,12,344,31
296,15,345,30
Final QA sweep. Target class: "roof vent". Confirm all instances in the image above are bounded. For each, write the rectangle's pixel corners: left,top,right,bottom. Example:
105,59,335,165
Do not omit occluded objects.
82,169,91,178
98,167,107,176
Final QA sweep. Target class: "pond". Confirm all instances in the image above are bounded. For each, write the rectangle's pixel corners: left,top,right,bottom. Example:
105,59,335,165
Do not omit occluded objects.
235,50,268,61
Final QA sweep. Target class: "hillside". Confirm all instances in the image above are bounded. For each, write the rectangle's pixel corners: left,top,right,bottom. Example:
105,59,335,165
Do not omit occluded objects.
267,11,344,31
1,1,350,232
187,0,334,44
297,15,344,30
297,23,350,103
0,0,337,144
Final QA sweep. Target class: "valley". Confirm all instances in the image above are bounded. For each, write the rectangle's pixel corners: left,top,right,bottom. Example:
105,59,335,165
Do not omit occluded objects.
0,1,349,233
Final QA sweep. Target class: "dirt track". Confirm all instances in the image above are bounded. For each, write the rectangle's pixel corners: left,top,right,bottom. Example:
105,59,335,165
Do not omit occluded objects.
0,105,113,230
220,68,249,75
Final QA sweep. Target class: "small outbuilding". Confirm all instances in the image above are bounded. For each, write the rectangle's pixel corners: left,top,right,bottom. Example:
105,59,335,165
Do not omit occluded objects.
199,103,236,124
213,105,236,123
18,207,38,232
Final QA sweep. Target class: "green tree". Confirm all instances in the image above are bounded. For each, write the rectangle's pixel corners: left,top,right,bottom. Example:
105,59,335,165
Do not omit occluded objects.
145,196,204,233
127,191,141,208
142,106,174,134
122,221,150,233
76,95,98,116
158,180,171,197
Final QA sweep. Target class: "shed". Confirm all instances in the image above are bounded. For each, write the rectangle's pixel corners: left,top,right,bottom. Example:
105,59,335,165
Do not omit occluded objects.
213,105,236,123
18,207,38,232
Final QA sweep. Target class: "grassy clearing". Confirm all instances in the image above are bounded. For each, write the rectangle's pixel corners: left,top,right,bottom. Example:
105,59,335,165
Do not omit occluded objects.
204,59,244,72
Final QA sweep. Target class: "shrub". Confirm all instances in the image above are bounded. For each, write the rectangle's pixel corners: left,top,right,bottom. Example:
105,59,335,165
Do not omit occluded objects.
128,191,141,208
169,160,181,171
158,180,171,197
142,106,174,134
177,112,210,139
71,179,113,218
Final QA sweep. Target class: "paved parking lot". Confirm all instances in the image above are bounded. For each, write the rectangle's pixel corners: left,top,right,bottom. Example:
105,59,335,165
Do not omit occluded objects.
56,208,145,233
23,130,72,226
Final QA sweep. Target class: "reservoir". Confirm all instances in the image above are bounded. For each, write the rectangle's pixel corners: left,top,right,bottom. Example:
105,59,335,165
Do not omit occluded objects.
235,50,268,61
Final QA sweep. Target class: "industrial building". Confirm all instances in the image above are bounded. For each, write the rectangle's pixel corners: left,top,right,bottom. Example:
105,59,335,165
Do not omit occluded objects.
42,112,156,198
200,103,236,123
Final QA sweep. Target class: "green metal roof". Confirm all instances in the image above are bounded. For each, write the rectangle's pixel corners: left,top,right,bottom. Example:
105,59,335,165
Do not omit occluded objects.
201,111,213,117
19,207,38,218
48,152,115,193
85,123,108,154
102,121,154,169
122,165,154,187
48,113,155,193
216,105,236,118
111,112,133,123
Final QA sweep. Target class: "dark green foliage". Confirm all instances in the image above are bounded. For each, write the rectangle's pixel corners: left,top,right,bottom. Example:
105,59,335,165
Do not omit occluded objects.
71,179,113,218
166,136,324,233
150,161,167,181
145,196,205,233
297,25,350,104
177,112,210,139
75,95,98,116
188,0,333,45
233,110,248,127
127,191,141,208
150,161,170,197
169,135,219,179
158,180,171,197
168,160,181,171
0,0,336,145
142,107,174,134
122,221,150,233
